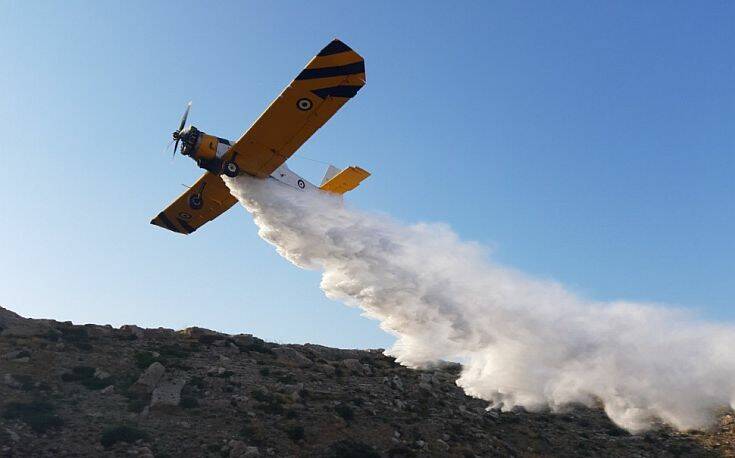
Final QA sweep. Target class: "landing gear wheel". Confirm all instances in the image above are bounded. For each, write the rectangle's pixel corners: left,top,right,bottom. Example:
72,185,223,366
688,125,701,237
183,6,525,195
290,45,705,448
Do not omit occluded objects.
188,194,203,210
222,161,240,178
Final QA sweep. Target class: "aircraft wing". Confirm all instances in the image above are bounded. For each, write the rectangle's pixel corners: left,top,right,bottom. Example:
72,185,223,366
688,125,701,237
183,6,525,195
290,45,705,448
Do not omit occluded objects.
224,39,366,178
151,172,237,235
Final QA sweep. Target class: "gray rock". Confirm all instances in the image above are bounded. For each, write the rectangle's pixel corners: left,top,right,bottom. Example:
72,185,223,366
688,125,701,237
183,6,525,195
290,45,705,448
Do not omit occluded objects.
418,382,433,393
120,325,145,339
3,374,21,389
316,364,336,376
127,446,154,458
342,358,364,375
135,362,165,391
94,368,110,380
272,346,313,368
301,343,365,361
150,378,186,407
207,366,227,376
4,428,19,442
231,334,256,346
4,349,30,360
178,327,224,340
229,440,259,457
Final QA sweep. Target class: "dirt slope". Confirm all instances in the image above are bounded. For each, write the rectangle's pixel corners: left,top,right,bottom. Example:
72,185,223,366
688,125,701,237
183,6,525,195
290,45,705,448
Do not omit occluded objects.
1,306,733,457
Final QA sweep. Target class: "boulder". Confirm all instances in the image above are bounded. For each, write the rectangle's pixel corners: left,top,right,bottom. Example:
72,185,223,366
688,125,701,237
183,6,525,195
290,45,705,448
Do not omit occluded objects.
120,325,145,339
135,362,165,391
317,364,337,376
94,368,111,380
150,378,186,407
341,359,365,375
3,374,21,389
178,327,225,341
3,349,31,360
207,366,228,376
272,346,313,368
229,440,259,457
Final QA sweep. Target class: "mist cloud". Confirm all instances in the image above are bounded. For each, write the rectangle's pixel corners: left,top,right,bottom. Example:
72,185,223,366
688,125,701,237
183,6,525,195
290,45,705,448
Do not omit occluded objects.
226,176,735,432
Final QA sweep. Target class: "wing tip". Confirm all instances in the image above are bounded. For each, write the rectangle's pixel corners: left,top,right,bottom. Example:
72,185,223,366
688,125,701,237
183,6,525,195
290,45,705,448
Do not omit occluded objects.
318,39,355,57
151,213,187,235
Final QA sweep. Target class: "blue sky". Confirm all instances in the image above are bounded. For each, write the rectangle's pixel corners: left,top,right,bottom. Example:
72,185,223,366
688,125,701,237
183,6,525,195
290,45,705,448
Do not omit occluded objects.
1,1,732,349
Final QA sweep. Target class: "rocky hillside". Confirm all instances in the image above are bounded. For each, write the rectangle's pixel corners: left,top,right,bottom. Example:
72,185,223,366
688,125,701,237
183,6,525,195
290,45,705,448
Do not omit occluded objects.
1,307,733,457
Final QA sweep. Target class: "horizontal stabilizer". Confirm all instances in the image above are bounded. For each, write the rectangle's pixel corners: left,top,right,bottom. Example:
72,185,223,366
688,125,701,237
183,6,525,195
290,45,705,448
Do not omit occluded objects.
319,166,370,194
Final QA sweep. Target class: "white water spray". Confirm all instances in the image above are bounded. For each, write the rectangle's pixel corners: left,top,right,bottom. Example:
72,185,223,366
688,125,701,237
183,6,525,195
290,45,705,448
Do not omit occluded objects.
226,176,735,432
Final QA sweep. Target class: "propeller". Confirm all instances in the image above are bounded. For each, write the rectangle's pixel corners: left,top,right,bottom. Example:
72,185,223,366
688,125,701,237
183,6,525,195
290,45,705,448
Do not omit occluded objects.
172,101,192,158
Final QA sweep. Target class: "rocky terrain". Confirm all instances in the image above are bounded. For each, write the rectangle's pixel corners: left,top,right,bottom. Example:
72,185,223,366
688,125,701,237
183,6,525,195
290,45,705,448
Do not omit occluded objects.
1,306,734,457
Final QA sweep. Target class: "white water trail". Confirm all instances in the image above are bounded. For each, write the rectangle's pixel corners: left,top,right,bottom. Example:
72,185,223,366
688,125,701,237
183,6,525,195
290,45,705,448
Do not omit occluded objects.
226,176,735,432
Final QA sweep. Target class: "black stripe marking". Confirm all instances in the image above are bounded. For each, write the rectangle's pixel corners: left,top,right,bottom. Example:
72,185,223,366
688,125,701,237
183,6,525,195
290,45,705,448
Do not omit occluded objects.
318,40,352,56
311,85,362,99
156,212,180,233
296,61,365,80
217,137,231,145
177,217,196,234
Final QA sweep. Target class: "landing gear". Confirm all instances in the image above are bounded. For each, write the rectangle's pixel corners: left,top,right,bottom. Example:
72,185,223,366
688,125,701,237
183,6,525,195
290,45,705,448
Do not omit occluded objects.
222,161,240,178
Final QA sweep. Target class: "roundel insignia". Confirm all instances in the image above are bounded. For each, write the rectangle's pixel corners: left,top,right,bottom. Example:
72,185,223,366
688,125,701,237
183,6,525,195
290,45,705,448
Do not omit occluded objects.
178,212,192,220
188,194,203,210
296,98,313,111
297,179,306,189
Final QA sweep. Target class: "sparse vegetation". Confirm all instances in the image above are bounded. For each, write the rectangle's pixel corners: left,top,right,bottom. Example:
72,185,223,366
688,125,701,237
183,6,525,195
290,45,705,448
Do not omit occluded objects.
207,369,234,378
276,372,296,384
133,350,161,369
116,375,151,413
158,342,198,358
236,337,273,354
61,366,109,390
2,401,63,433
328,439,380,458
239,419,268,446
179,396,199,409
100,425,149,448
57,326,92,350
335,403,354,421
252,388,287,415
285,424,305,441
12,374,49,392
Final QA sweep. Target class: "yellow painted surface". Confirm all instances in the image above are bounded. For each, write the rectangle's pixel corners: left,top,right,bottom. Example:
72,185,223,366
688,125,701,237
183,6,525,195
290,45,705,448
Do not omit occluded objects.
196,134,218,161
319,166,370,194
151,172,237,234
224,39,366,178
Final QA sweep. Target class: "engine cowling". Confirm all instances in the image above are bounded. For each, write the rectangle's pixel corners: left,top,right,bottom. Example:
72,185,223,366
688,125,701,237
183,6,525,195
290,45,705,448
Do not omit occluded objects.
180,126,218,162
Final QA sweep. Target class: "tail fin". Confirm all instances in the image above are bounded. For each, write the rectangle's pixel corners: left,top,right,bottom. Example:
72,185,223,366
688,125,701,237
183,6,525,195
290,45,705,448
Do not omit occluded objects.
319,166,370,194
321,165,342,186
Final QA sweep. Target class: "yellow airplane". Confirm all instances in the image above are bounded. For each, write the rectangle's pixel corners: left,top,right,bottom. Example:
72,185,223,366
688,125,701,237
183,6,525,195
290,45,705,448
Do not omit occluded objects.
151,39,369,235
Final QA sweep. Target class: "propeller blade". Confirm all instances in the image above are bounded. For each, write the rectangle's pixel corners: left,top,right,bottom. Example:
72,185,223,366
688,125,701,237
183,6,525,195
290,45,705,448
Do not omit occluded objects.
178,101,192,133
162,138,175,155
170,101,192,161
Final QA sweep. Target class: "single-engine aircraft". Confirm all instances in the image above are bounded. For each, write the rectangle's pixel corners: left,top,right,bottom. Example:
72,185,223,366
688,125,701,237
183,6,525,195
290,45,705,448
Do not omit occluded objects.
151,39,369,235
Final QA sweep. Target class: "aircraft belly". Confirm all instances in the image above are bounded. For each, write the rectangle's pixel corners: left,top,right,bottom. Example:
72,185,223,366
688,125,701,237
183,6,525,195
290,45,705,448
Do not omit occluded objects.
270,164,316,191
